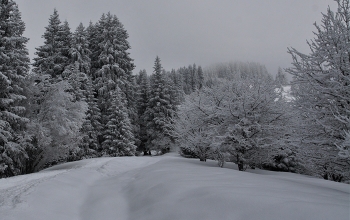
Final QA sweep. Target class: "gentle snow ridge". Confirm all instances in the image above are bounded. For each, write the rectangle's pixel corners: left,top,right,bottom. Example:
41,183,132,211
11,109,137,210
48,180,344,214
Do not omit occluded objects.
0,153,348,220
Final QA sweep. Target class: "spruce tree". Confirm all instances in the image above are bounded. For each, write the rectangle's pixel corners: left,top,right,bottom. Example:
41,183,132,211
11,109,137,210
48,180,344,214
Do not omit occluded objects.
102,87,136,156
70,23,91,74
89,13,136,149
80,78,102,155
145,57,174,152
136,69,150,153
0,0,30,177
197,65,204,90
33,9,71,78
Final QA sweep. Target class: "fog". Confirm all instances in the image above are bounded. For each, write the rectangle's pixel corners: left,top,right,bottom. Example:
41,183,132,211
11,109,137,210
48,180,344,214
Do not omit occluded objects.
16,0,337,75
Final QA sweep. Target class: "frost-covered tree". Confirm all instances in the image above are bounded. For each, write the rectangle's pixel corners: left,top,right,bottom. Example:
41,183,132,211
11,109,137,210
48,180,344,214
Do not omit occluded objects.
144,57,175,153
0,0,30,177
33,9,71,78
90,12,135,97
89,13,136,148
102,87,136,156
174,63,290,170
69,22,91,74
286,0,350,181
25,75,88,171
136,69,150,153
79,76,102,155
197,66,204,90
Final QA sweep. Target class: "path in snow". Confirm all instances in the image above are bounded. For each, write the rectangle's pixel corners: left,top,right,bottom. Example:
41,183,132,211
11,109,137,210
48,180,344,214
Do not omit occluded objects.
0,153,349,220
0,156,161,220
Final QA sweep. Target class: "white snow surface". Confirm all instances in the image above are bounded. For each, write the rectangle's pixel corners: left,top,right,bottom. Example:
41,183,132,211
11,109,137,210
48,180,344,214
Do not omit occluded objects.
0,153,349,220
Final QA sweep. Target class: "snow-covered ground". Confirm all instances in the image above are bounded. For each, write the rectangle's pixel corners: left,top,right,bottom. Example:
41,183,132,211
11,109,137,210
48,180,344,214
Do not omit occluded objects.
0,153,349,220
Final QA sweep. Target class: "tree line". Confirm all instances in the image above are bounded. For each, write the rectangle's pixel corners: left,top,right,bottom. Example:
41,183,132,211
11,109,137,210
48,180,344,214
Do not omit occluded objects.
0,1,206,177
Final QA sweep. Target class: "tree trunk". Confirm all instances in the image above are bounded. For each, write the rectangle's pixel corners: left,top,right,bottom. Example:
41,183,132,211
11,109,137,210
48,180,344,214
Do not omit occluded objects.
237,154,244,171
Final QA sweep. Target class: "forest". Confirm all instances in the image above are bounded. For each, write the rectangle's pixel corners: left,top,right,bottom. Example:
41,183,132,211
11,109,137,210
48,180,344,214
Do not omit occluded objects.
0,0,349,184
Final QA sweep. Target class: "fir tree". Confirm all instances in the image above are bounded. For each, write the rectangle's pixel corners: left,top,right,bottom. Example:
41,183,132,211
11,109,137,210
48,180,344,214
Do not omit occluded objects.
197,65,204,90
80,78,102,155
89,13,136,149
0,0,30,177
69,23,91,74
136,69,150,153
33,9,71,78
145,57,175,152
102,87,136,156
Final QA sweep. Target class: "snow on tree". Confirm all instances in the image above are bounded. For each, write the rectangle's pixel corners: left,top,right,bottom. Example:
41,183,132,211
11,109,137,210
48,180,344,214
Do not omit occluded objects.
144,57,175,153
136,69,151,154
79,76,102,156
0,0,30,177
173,90,218,161
174,62,291,170
102,86,136,156
197,65,204,90
168,69,185,104
33,9,71,78
88,13,137,150
69,22,91,74
286,0,350,181
25,75,88,171
90,12,135,98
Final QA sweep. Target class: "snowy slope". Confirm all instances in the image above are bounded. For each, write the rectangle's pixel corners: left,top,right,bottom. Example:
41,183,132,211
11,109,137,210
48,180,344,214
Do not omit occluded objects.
0,153,349,220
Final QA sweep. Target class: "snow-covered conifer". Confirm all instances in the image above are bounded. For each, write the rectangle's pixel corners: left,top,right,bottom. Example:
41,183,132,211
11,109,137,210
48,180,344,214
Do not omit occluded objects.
69,23,91,74
136,70,150,153
0,0,30,177
102,87,136,156
33,9,71,78
80,78,102,155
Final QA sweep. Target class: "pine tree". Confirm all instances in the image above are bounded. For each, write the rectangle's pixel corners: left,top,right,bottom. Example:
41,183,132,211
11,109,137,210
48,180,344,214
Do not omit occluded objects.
86,21,99,74
69,22,91,74
145,57,174,152
80,78,102,155
89,13,136,150
102,87,136,156
190,64,198,92
136,69,150,153
33,9,71,78
0,0,30,177
60,20,72,67
197,65,204,90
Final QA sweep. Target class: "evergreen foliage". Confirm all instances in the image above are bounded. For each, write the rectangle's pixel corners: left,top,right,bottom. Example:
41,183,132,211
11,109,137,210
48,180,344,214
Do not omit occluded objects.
69,23,91,74
102,87,136,156
136,69,150,153
33,9,71,78
144,57,175,153
0,0,30,177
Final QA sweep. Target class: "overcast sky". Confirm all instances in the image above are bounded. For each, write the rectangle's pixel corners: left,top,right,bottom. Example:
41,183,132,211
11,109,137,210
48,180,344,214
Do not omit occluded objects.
15,0,337,76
